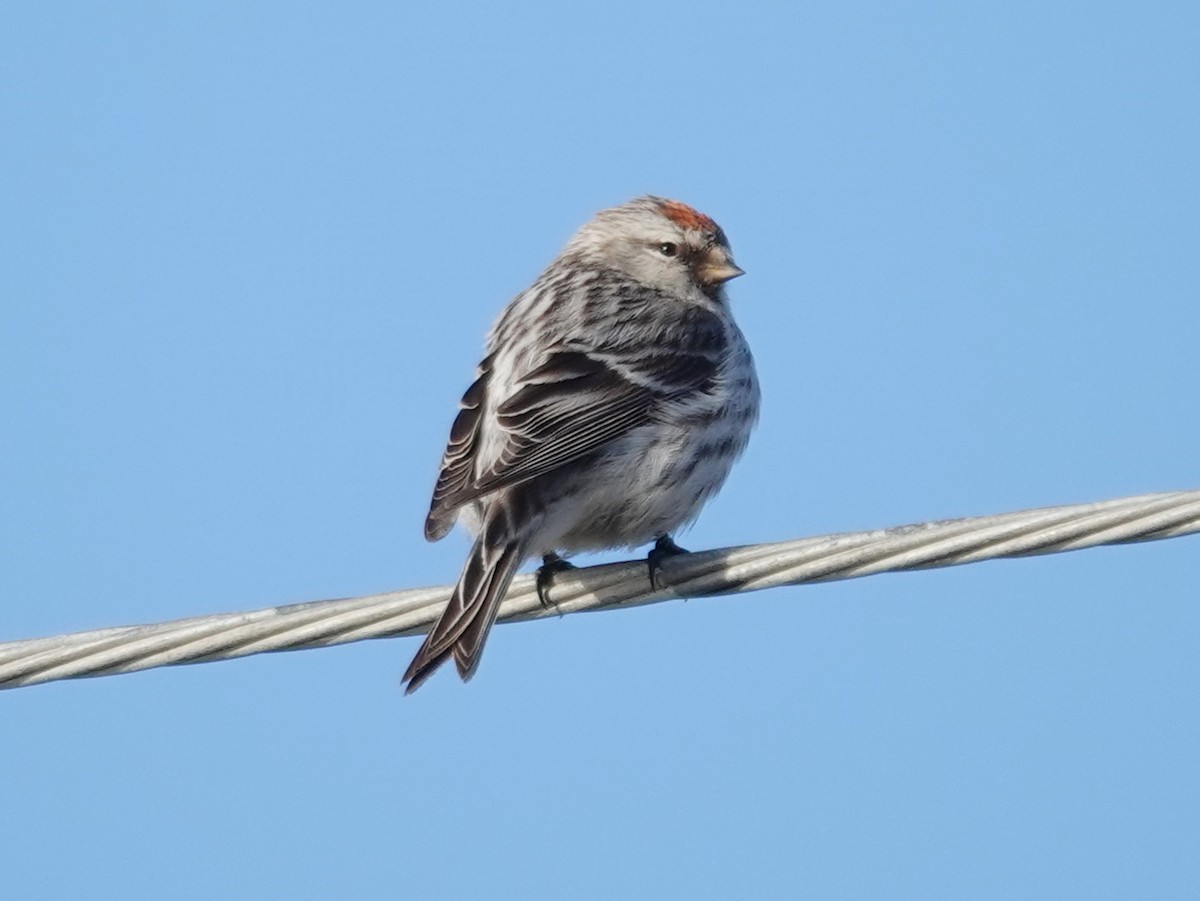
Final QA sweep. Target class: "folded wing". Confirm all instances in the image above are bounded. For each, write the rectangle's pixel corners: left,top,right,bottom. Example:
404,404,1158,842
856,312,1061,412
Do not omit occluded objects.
425,343,718,539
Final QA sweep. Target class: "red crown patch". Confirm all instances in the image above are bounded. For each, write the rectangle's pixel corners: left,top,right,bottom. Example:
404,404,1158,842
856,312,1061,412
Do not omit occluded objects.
658,199,718,233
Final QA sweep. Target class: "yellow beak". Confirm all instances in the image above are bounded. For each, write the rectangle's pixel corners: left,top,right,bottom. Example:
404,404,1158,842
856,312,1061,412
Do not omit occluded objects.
696,248,745,286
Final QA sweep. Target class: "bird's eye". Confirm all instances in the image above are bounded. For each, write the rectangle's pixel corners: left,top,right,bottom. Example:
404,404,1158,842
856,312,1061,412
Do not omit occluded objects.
657,242,679,257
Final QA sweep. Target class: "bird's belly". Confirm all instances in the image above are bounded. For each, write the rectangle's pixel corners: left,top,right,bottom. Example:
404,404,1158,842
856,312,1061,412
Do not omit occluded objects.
534,413,749,555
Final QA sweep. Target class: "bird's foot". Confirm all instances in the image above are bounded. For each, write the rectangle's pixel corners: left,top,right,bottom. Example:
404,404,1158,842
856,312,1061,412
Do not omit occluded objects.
535,553,576,609
647,535,689,591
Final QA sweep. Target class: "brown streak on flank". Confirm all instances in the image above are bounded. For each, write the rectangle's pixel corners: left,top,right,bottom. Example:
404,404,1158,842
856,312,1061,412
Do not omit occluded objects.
658,199,717,233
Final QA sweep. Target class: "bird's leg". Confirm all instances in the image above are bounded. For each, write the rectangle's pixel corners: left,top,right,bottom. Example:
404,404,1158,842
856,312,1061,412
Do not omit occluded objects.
647,534,689,590
535,552,576,609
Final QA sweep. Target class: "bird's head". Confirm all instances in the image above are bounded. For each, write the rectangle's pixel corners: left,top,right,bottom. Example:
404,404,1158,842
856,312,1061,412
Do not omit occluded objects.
569,196,743,301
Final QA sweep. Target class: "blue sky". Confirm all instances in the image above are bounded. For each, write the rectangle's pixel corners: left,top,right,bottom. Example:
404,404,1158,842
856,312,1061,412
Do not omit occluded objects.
2,2,1198,898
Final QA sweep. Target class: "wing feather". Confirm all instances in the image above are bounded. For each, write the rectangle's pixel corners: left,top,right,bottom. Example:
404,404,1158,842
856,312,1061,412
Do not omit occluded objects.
426,309,725,532
424,355,493,541
460,347,716,503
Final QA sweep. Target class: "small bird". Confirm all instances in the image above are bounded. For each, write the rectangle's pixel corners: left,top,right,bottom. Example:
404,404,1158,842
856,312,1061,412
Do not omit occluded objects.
404,196,760,692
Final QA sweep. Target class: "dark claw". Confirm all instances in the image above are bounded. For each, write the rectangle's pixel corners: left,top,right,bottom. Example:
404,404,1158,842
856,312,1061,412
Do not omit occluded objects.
647,535,689,590
535,553,576,609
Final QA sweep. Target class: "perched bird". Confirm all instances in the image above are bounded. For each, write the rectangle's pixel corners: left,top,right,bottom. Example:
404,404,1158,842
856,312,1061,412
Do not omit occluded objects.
404,196,760,692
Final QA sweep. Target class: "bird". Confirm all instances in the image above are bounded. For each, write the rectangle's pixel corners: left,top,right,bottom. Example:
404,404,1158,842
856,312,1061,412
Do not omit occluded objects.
404,196,760,692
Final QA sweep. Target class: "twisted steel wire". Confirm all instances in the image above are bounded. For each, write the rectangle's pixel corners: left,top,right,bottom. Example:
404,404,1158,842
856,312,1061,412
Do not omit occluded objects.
2,489,1197,690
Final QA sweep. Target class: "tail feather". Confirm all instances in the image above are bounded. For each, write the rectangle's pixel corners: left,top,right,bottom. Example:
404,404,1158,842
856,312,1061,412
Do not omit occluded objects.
403,533,527,693
451,540,524,681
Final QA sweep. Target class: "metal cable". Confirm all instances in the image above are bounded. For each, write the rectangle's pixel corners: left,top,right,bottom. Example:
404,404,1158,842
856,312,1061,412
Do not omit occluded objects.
2,489,1197,689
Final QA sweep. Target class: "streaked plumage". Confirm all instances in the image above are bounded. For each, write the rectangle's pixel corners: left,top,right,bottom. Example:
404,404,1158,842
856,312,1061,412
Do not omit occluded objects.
404,196,759,692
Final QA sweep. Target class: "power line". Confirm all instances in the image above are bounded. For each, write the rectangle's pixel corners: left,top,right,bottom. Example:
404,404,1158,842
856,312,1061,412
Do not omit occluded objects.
2,489,1197,690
